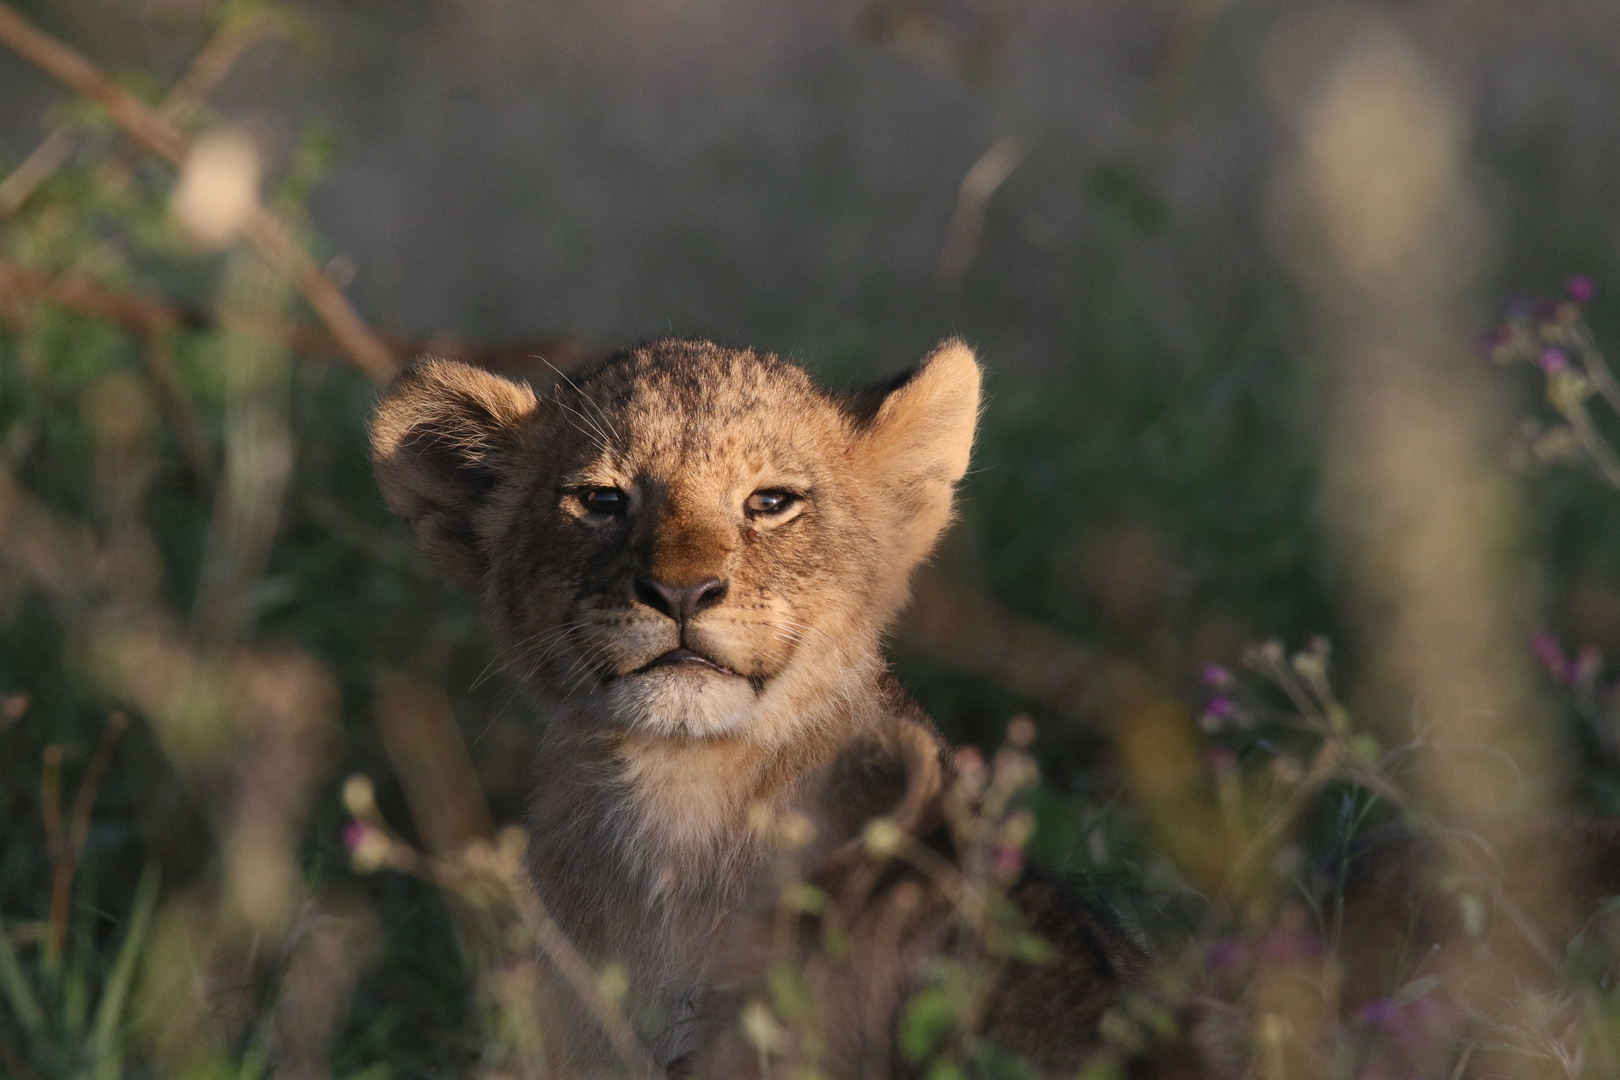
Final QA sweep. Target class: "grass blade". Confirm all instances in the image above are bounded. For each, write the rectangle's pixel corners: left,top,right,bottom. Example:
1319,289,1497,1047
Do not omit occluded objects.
0,912,44,1034
88,861,160,1080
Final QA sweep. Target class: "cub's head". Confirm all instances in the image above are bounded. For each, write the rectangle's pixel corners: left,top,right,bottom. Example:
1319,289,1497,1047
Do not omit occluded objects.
371,338,979,741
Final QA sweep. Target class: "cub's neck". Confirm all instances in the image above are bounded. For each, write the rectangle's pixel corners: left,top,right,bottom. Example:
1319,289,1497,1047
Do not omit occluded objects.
532,687,872,872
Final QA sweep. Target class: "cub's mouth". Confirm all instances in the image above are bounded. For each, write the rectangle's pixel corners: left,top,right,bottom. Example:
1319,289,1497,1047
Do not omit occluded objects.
633,647,739,678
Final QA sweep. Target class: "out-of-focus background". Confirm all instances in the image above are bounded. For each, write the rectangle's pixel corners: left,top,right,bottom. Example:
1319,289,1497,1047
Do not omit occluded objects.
7,0,1620,1076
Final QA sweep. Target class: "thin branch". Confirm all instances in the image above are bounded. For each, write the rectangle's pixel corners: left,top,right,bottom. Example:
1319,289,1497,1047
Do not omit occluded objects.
0,258,601,375
0,256,329,354
95,10,281,193
0,127,78,216
48,711,127,954
0,258,191,334
40,745,63,859
1,9,278,217
0,2,397,382
353,822,658,1078
159,11,276,128
0,5,187,163
236,210,396,381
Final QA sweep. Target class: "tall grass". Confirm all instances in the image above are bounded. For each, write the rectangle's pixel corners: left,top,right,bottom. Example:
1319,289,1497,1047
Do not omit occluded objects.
4,4,1620,1079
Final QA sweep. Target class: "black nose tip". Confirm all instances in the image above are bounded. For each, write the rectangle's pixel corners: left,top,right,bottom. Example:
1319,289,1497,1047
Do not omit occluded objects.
633,576,729,623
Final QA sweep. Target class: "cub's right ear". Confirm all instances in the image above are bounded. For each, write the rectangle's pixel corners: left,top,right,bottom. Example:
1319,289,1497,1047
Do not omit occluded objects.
851,340,982,572
371,358,537,588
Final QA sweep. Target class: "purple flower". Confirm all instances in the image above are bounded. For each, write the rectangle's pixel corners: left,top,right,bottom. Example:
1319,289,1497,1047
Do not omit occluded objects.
1535,300,1562,324
1356,998,1399,1026
1200,662,1235,690
345,820,395,873
992,844,1024,876
1198,693,1239,733
1357,993,1461,1050
1530,631,1573,683
1568,274,1597,304
1505,294,1534,319
1539,348,1569,375
1204,937,1248,972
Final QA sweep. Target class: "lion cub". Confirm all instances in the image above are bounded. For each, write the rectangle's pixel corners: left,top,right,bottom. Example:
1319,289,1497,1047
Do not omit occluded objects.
373,339,1227,1076
373,338,979,1066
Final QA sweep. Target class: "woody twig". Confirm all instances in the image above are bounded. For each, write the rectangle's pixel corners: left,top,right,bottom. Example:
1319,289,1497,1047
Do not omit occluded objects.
0,259,600,375
155,11,280,129
0,2,396,383
47,713,127,955
0,8,277,215
0,7,509,915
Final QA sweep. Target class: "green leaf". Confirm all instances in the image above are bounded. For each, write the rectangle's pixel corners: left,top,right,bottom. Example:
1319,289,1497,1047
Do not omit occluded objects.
900,986,959,1063
767,963,809,1022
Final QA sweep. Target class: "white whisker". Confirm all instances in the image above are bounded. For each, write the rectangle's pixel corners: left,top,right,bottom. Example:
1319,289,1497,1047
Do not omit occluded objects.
538,356,623,444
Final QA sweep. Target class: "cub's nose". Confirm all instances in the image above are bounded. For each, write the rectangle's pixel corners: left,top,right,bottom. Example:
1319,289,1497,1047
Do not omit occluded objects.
633,576,729,624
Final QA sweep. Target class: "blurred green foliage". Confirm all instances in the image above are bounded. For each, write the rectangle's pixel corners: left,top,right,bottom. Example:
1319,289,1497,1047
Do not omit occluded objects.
6,3,1620,1077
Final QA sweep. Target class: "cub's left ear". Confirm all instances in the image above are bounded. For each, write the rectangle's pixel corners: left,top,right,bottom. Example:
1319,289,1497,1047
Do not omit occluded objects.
372,358,538,589
854,339,982,567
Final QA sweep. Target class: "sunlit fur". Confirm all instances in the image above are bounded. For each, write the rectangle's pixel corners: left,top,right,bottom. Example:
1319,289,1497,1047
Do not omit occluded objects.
372,337,980,1067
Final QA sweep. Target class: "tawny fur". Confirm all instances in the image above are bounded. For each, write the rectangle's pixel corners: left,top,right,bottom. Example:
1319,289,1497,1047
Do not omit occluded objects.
372,337,1233,1076
373,338,982,1066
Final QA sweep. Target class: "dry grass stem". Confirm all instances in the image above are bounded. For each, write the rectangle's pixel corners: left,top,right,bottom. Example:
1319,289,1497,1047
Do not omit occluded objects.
48,712,127,955
936,137,1024,283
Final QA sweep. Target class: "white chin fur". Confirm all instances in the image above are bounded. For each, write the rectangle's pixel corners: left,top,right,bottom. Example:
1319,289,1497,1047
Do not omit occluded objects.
603,669,758,737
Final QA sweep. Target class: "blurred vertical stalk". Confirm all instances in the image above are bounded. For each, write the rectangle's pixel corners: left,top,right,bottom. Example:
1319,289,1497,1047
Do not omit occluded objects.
193,251,294,648
1273,13,1570,1075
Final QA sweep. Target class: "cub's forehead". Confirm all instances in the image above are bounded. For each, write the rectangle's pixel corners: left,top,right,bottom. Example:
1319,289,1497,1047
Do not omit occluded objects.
567,341,850,465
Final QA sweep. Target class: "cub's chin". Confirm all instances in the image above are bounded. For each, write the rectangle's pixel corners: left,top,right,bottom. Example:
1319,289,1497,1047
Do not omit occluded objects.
602,665,759,738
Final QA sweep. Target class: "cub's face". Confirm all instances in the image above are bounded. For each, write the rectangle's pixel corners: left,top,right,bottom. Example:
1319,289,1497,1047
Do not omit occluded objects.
372,339,979,740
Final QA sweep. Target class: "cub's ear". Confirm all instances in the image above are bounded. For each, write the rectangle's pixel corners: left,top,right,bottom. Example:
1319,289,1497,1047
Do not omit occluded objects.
852,339,982,568
371,358,537,588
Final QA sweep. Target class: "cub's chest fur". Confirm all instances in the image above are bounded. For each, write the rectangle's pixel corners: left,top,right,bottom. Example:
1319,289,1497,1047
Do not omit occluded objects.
371,337,981,1067
528,721,836,909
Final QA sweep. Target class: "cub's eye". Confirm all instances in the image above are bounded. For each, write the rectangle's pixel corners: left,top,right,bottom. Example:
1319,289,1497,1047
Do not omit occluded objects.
580,487,628,516
745,489,799,517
